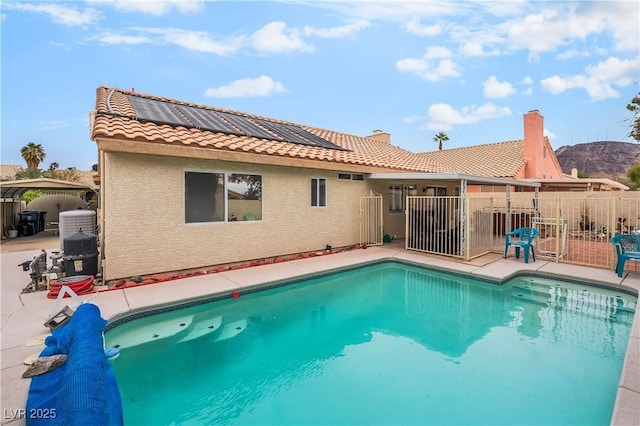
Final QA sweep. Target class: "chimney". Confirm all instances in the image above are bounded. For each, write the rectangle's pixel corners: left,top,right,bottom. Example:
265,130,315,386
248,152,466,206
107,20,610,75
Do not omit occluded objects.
366,129,391,144
523,110,544,179
571,168,578,178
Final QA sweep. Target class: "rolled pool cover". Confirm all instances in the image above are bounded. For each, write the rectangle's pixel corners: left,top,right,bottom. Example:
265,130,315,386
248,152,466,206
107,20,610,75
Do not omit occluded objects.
26,303,123,426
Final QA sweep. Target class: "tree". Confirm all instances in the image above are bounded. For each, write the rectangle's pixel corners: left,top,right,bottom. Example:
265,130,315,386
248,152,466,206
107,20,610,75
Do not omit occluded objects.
627,92,640,142
433,132,449,151
20,142,46,170
53,167,81,183
14,168,43,180
628,163,640,188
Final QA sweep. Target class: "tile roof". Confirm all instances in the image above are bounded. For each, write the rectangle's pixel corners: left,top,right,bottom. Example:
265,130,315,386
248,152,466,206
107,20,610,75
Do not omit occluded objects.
0,164,23,180
91,86,450,173
418,140,527,178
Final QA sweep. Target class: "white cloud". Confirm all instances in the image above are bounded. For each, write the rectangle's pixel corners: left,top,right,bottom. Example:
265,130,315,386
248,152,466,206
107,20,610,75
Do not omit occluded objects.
521,88,532,96
89,0,203,15
423,103,512,130
521,76,533,85
556,49,589,60
459,41,501,57
544,128,556,139
404,17,441,36
204,76,286,98
483,76,515,99
303,21,370,38
541,56,638,100
132,27,243,55
424,46,452,59
3,2,101,26
252,21,313,54
96,32,151,45
396,46,460,82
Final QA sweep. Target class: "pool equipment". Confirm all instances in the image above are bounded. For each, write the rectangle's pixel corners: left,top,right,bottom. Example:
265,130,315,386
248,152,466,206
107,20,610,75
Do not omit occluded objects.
18,230,99,293
58,210,96,250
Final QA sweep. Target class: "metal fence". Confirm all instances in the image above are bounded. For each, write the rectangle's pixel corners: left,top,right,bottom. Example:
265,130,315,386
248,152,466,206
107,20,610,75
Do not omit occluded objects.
404,193,640,273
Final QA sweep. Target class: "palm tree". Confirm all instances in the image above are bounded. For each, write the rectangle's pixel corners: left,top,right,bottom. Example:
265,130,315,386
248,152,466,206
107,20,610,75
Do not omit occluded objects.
20,142,46,170
433,132,449,151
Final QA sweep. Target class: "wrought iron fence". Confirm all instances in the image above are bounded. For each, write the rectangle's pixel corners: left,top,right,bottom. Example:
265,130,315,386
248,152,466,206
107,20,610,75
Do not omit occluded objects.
404,193,640,273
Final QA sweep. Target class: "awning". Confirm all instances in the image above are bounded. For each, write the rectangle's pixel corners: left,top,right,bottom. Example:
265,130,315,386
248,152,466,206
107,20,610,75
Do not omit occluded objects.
0,178,96,200
367,172,541,188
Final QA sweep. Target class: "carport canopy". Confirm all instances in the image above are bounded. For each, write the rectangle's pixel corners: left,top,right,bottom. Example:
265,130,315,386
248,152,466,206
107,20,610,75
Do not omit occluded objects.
0,178,96,200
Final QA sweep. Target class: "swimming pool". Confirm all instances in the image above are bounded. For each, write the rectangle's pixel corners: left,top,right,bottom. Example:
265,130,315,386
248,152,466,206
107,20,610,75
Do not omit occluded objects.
106,261,637,425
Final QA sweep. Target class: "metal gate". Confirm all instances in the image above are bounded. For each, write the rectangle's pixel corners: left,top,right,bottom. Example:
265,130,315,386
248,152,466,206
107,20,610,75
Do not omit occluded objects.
406,196,463,258
360,190,383,246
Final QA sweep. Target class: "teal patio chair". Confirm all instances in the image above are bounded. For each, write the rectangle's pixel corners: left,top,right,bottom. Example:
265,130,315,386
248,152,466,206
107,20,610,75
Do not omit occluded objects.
504,227,539,263
610,233,640,277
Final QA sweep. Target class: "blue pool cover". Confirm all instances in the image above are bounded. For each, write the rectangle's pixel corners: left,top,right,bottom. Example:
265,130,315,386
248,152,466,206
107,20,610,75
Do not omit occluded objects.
26,303,123,426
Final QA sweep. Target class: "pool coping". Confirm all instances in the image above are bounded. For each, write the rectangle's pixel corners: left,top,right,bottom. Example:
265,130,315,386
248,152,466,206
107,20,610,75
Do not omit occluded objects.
1,245,639,425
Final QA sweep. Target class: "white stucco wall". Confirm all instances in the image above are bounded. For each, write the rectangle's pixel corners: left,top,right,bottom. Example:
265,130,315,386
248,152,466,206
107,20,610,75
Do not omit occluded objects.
101,152,369,280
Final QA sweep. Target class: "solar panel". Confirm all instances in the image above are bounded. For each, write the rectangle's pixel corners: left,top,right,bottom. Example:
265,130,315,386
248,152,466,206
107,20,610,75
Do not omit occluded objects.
281,123,344,150
215,112,281,141
176,105,240,135
251,119,309,145
252,119,344,150
127,94,346,151
129,96,191,127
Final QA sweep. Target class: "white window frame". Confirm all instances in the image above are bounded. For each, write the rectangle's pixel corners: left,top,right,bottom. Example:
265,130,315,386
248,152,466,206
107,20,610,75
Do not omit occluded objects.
184,169,263,224
311,177,327,207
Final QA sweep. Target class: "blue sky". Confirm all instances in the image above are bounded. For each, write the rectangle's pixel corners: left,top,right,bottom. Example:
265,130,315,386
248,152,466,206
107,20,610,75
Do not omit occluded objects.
1,0,639,171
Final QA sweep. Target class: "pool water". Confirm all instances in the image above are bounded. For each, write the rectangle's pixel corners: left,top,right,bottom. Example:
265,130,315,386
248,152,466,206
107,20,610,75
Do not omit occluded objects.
106,262,637,425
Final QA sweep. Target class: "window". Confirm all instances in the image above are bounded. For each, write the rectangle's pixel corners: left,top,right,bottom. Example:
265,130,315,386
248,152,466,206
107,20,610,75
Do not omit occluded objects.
185,171,262,223
338,173,365,181
311,178,326,207
185,172,225,223
389,184,417,213
227,174,262,221
388,185,404,213
423,186,446,196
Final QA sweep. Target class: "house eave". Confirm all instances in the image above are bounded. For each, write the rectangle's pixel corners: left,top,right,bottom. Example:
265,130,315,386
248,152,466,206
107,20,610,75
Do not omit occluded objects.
94,137,402,174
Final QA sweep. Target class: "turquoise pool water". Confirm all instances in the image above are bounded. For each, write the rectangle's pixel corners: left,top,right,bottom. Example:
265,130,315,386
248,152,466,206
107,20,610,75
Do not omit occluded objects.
106,262,637,425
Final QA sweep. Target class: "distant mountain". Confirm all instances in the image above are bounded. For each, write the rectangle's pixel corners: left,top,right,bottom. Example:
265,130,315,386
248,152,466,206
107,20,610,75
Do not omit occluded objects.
554,141,640,178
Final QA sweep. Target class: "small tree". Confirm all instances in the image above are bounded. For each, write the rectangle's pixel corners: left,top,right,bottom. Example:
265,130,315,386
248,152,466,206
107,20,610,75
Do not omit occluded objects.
433,132,449,151
628,163,640,188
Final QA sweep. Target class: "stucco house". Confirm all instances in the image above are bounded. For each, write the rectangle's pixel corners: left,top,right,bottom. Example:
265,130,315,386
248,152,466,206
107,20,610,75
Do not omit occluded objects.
92,86,587,280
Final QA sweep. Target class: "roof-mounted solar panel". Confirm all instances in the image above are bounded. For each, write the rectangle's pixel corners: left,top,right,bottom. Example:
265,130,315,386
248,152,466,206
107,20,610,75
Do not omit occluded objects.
251,119,311,146
215,112,281,141
282,123,344,150
127,93,346,151
129,96,191,127
176,105,240,135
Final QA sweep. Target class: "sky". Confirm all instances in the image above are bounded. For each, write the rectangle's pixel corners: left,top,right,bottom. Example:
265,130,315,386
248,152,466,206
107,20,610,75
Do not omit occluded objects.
1,0,639,171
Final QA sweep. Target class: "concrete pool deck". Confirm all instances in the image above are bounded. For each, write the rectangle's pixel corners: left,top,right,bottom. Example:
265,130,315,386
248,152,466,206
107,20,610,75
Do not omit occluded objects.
1,237,638,425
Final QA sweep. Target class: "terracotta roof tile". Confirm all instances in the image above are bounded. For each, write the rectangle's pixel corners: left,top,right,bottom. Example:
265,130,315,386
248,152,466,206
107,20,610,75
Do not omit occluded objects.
91,86,451,173
0,164,23,180
418,140,527,177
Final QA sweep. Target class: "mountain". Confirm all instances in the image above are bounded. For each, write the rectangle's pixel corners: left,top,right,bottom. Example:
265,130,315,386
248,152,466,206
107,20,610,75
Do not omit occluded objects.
554,141,640,178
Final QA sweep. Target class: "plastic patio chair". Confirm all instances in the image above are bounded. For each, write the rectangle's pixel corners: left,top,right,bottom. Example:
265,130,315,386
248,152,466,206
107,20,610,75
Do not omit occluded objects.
504,227,540,263
610,233,640,277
